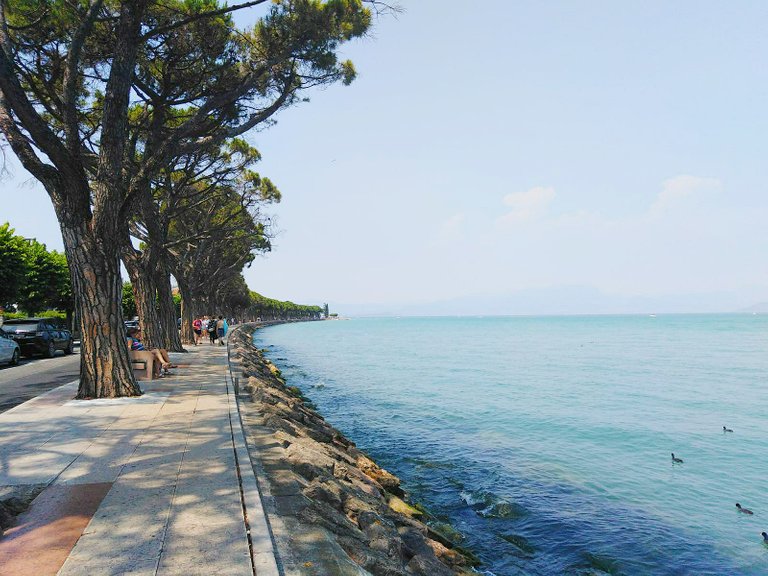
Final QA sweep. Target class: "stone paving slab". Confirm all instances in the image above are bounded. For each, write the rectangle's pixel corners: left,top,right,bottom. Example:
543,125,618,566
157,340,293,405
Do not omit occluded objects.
0,482,113,576
0,344,278,576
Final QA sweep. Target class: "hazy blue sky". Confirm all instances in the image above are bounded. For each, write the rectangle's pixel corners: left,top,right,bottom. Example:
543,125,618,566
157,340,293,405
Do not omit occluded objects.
4,1,768,315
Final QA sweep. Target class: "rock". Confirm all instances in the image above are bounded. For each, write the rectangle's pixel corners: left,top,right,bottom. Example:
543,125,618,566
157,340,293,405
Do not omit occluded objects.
356,510,385,531
387,495,423,518
407,553,455,576
303,479,343,511
397,527,434,558
364,520,403,559
426,538,471,568
298,499,365,541
348,474,384,498
356,456,405,497
342,491,378,518
337,535,407,576
262,415,302,438
304,424,334,444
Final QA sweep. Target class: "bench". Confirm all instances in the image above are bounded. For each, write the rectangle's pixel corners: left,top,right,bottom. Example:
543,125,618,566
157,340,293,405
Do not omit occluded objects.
130,350,156,380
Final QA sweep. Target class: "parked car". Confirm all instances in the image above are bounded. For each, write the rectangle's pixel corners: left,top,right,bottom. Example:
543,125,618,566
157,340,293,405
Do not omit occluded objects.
0,328,20,366
2,318,74,358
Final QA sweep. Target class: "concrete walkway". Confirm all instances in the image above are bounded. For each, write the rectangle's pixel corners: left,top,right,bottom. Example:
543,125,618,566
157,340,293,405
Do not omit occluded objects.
0,344,279,576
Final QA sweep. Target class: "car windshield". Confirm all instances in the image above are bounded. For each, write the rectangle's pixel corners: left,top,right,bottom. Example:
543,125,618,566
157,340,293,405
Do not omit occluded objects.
3,322,38,332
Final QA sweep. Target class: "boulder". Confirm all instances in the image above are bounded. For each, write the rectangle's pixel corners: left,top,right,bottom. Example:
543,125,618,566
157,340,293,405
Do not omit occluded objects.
407,553,455,576
303,479,344,511
356,456,404,497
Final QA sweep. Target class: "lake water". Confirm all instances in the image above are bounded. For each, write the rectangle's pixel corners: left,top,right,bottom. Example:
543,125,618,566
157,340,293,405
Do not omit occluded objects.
253,315,768,575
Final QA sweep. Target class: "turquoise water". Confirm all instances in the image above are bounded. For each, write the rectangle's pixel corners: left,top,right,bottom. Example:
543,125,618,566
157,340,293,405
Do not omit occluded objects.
254,315,768,575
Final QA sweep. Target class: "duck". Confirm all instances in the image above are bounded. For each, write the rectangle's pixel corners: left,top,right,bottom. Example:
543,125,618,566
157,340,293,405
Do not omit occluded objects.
723,426,734,433
736,503,754,515
671,453,684,463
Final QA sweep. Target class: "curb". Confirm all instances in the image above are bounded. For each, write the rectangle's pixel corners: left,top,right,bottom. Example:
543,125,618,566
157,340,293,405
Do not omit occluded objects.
226,365,281,576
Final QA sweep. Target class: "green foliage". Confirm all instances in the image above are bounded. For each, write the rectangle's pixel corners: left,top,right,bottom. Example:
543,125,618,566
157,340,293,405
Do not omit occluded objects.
16,239,72,315
173,291,182,319
35,310,67,319
0,223,29,309
122,282,137,319
248,291,324,320
2,310,66,320
0,224,72,314
2,311,27,320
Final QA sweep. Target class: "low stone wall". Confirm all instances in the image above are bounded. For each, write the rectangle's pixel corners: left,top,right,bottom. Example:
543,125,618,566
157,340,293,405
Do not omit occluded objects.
228,326,479,576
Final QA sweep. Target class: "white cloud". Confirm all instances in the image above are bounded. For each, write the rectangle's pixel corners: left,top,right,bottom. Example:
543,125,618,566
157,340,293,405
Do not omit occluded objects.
649,175,721,218
498,186,555,225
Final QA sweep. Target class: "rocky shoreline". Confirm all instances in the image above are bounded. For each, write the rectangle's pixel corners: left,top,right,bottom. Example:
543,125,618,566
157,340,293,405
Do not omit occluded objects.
228,324,479,576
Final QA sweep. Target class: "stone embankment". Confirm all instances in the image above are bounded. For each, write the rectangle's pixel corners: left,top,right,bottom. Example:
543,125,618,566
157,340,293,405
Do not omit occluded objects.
229,326,479,576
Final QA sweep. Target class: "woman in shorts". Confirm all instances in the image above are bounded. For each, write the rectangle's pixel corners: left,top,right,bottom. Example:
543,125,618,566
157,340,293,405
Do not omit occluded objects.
192,317,203,345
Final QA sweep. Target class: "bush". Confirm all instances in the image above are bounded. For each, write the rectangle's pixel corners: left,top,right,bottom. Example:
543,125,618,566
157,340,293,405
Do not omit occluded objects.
3,310,66,320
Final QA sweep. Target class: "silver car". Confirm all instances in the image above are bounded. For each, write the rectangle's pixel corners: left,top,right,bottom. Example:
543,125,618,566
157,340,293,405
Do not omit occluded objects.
0,327,20,366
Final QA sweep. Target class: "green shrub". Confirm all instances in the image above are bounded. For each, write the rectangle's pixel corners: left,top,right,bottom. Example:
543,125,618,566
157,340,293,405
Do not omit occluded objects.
3,310,65,319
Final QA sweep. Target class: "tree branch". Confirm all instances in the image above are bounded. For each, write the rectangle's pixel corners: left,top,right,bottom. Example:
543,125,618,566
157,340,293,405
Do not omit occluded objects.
63,0,105,155
140,0,269,42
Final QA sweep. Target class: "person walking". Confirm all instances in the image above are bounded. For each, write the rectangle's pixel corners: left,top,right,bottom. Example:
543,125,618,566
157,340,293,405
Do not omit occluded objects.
216,315,228,345
192,316,203,345
208,316,218,344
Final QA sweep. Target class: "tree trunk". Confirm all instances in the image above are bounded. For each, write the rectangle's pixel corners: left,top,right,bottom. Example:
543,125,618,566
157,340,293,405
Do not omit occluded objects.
62,224,140,398
156,267,184,352
122,249,164,350
177,281,197,345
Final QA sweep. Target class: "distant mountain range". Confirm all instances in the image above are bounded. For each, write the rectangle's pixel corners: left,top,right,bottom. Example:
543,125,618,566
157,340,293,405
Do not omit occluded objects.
738,302,768,314
329,286,762,317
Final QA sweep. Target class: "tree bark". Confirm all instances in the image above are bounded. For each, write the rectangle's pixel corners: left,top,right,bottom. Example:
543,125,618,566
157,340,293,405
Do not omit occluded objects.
122,247,164,350
177,280,197,345
156,267,184,352
61,223,141,398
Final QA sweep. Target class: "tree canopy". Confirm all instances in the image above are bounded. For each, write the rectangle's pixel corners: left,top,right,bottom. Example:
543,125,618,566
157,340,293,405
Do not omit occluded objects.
0,0,381,397
0,223,28,310
0,223,72,316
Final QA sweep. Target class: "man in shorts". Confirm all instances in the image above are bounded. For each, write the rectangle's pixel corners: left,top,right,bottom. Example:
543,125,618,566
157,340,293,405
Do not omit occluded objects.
216,315,228,346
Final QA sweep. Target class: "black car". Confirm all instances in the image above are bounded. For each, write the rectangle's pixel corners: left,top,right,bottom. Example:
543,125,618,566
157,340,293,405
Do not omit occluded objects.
2,318,74,358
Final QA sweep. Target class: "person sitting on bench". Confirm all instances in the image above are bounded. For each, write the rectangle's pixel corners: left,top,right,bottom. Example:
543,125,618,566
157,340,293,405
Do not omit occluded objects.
126,327,176,375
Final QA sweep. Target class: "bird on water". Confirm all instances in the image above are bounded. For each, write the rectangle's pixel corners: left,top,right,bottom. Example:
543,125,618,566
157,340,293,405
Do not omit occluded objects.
671,453,684,463
736,503,754,515
762,531,768,542
723,426,734,433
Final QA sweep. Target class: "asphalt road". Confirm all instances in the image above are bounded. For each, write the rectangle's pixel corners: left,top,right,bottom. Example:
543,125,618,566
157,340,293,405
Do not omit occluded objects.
0,348,80,414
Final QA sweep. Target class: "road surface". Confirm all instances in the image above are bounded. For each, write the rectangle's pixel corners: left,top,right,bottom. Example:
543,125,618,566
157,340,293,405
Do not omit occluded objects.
0,349,80,414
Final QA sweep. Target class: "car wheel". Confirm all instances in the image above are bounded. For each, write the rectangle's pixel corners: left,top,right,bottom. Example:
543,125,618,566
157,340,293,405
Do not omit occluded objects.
46,341,56,358
65,339,75,355
11,349,19,366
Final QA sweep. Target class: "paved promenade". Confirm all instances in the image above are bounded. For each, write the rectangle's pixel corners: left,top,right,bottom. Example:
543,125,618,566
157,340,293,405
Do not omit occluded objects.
0,344,279,576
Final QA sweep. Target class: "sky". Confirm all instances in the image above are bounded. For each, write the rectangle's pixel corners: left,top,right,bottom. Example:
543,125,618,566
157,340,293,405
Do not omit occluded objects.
3,1,768,315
